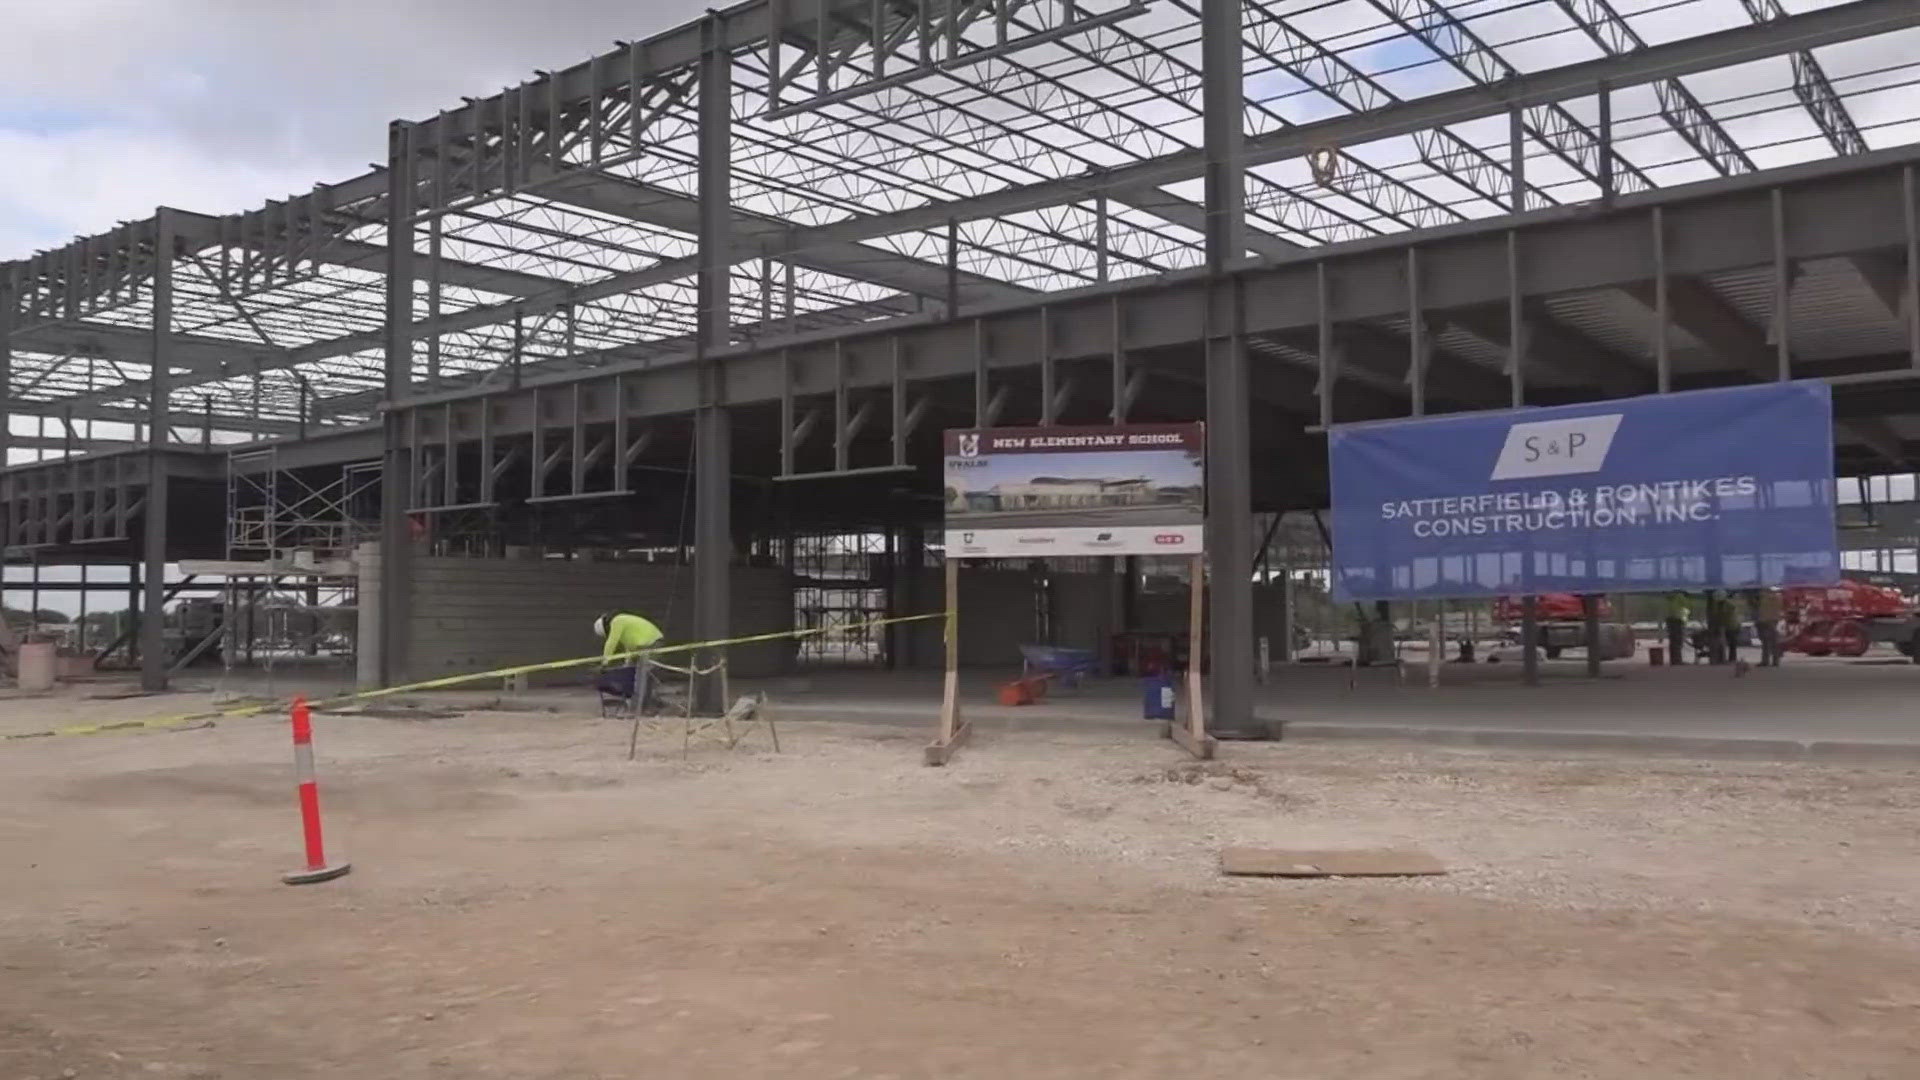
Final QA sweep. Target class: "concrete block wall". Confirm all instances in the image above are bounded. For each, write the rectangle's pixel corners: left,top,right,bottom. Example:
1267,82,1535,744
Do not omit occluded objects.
898,566,1037,668
360,548,792,687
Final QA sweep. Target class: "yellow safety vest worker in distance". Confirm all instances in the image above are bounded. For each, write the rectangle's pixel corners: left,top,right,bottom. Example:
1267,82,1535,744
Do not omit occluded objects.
602,613,665,664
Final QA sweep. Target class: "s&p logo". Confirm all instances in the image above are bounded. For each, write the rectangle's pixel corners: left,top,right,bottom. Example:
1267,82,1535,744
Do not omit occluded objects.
1490,414,1622,481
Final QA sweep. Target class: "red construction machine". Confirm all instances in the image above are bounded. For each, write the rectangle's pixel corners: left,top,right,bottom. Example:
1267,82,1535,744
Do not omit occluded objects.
1782,579,1920,659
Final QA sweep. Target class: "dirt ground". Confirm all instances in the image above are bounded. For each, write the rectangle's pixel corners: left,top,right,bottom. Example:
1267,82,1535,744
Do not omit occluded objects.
4,685,1920,1078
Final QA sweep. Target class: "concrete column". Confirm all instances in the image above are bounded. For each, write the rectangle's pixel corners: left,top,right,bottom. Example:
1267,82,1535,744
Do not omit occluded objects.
379,121,417,687
140,209,175,691
355,542,381,690
692,17,733,714
1201,0,1259,739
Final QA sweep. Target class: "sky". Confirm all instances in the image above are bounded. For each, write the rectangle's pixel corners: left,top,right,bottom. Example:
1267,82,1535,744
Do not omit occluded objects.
4,0,1914,260
0,0,714,260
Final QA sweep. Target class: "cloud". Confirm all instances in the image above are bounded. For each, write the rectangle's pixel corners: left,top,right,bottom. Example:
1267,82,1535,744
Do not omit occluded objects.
0,0,713,257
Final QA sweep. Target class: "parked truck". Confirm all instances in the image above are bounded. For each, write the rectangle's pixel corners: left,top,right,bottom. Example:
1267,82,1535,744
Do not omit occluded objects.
1491,594,1637,660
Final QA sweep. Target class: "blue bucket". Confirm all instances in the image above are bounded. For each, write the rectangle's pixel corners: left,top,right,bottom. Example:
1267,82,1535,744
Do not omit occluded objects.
1141,674,1176,721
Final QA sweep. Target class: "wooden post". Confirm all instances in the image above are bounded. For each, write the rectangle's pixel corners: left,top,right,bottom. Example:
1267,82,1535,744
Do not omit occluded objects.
1168,553,1217,760
925,556,970,765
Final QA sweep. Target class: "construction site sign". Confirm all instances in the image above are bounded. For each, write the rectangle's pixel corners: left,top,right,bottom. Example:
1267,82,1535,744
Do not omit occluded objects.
1328,383,1839,600
943,424,1205,558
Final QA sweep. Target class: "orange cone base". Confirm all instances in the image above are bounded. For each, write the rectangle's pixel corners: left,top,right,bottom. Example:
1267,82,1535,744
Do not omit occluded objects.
281,862,352,886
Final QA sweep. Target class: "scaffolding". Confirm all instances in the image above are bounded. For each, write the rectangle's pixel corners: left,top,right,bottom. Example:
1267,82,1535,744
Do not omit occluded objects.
183,450,380,691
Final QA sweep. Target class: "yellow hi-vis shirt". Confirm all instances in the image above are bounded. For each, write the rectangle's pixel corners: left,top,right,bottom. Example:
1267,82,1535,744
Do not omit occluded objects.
602,613,664,663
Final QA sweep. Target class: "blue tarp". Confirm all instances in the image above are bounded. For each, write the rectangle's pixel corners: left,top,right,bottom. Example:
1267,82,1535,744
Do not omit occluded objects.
1328,383,1840,601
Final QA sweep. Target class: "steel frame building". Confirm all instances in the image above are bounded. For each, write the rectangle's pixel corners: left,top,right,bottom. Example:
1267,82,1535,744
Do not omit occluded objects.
3,0,1919,730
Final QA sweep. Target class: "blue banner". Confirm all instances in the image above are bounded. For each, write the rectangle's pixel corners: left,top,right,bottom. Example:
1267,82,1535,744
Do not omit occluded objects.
1329,383,1839,601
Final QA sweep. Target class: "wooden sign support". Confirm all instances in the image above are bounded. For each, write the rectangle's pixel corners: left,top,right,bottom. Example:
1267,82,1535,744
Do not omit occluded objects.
1165,552,1217,760
927,552,1218,765
924,557,971,766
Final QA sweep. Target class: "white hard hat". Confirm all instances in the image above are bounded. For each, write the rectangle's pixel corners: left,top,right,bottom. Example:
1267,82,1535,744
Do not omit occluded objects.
593,616,607,638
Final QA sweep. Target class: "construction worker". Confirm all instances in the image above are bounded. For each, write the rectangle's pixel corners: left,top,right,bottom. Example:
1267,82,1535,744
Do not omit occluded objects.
594,611,665,708
1664,591,1690,666
1749,588,1785,667
1715,591,1741,665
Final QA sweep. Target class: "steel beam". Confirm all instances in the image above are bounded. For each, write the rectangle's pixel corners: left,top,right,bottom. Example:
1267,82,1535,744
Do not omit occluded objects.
1624,276,1773,379
1736,0,1869,158
693,15,733,716
1553,0,1753,178
1851,253,1909,326
538,168,1034,306
1445,301,1651,397
1202,0,1255,741
1626,273,1899,461
720,0,1920,255
139,209,174,692
15,321,267,374
1,266,13,471
379,123,417,687
37,1,1911,428
1302,321,1506,407
346,151,1920,465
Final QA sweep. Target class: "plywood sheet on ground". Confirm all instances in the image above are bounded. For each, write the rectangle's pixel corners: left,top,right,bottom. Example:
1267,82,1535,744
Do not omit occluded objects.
1220,847,1447,877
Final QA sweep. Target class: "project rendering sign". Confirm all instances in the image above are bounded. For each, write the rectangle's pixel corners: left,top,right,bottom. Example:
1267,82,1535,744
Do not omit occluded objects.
944,424,1205,558
1329,383,1839,601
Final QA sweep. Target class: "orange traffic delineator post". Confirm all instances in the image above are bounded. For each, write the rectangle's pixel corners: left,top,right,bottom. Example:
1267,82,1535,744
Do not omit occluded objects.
282,696,351,886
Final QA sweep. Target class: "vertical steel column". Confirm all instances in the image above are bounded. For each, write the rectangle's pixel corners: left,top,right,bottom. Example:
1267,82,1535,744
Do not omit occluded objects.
1583,593,1602,678
1038,307,1056,424
379,122,418,687
1095,193,1110,284
1907,165,1919,370
1108,295,1128,649
692,14,734,715
945,218,960,317
1317,262,1335,429
140,209,175,691
77,563,88,655
1772,188,1791,380
1598,82,1615,203
0,264,12,471
1509,228,1538,688
127,556,141,666
1407,249,1426,417
427,212,444,389
1509,108,1525,213
1653,207,1671,392
1201,0,1258,740
1508,231,1526,408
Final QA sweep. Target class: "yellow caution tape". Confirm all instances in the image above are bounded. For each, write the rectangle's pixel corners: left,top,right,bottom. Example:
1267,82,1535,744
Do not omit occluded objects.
3,611,945,743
